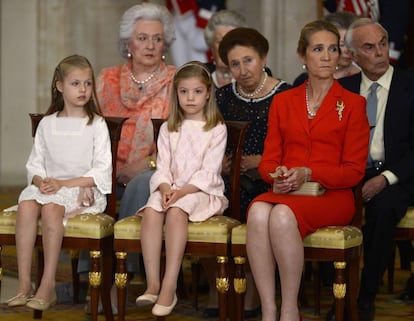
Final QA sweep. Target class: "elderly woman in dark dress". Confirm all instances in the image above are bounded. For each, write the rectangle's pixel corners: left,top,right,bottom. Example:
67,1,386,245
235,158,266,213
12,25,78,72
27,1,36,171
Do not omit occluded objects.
216,27,291,219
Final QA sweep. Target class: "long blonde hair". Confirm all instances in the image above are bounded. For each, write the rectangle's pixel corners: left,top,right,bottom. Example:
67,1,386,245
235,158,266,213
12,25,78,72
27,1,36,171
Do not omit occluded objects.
46,54,102,125
167,61,224,132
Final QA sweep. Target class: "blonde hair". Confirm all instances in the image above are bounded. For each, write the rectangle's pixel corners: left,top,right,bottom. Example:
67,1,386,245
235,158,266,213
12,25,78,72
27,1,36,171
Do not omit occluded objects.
167,61,224,132
46,54,102,125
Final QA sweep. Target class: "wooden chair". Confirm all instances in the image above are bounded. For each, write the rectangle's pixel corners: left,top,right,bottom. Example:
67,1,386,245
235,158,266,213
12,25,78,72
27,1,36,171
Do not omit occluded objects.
0,113,127,321
387,207,414,296
231,183,364,321
113,119,249,321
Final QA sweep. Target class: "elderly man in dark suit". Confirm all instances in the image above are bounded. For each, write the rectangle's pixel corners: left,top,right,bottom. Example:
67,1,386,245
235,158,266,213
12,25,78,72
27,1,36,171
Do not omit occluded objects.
339,18,414,321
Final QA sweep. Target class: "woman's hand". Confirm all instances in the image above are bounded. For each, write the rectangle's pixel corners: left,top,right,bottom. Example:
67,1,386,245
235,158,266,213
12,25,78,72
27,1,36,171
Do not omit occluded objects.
221,154,232,175
117,159,148,186
273,166,309,193
241,155,261,172
273,165,290,193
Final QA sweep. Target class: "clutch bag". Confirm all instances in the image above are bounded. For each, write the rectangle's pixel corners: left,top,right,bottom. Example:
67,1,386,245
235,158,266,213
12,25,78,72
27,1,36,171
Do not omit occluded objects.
272,181,325,196
269,172,325,196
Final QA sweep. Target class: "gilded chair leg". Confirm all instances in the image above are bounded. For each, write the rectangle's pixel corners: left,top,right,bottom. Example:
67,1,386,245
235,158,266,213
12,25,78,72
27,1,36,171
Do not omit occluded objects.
89,250,102,321
333,261,346,321
216,256,229,321
115,252,128,321
234,256,246,321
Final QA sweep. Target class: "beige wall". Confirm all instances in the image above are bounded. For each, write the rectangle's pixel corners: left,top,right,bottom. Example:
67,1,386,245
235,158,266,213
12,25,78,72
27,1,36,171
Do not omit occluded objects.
0,0,317,186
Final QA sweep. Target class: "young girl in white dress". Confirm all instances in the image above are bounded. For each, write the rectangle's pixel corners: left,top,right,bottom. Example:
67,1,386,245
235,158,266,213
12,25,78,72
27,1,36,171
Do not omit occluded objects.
7,55,112,311
136,61,228,316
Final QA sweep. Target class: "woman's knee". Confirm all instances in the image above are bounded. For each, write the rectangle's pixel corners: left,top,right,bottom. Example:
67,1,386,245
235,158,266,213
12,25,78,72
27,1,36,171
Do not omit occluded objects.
269,204,297,230
247,202,272,230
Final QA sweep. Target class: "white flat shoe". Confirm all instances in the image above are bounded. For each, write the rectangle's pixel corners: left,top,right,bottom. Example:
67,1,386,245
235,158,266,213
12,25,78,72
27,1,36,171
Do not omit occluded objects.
136,293,158,306
152,294,177,316
7,290,34,307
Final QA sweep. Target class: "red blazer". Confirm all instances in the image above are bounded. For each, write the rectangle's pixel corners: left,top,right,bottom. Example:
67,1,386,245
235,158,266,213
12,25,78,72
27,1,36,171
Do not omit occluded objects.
259,80,369,189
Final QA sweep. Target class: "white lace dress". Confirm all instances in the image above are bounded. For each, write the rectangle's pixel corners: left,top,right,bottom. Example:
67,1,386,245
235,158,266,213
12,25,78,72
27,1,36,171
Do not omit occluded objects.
18,112,112,219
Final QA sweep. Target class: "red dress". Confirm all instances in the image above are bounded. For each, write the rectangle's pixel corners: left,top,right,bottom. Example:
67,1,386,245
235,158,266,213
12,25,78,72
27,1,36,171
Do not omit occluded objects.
251,80,370,238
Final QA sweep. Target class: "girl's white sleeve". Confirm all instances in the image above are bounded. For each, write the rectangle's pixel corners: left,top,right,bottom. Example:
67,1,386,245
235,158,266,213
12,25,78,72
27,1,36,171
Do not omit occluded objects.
83,117,112,194
25,121,47,185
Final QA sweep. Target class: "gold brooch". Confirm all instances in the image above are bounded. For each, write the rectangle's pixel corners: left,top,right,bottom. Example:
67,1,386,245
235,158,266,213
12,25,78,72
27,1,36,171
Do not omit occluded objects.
336,100,345,121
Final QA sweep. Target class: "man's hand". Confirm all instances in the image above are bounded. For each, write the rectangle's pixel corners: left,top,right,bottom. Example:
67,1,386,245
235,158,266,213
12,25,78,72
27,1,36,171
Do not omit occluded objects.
362,175,388,202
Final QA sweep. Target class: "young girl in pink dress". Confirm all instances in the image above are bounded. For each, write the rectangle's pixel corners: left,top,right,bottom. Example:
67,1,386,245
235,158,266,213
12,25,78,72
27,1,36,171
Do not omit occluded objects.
136,61,228,316
7,55,112,311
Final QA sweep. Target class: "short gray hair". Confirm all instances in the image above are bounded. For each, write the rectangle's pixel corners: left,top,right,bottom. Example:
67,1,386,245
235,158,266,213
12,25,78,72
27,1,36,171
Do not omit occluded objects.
344,17,388,54
119,3,175,58
203,10,246,47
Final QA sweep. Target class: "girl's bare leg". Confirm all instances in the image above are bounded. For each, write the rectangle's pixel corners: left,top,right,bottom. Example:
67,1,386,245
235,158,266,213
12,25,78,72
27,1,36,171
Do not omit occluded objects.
15,200,41,295
140,208,164,295
157,207,188,306
34,203,65,300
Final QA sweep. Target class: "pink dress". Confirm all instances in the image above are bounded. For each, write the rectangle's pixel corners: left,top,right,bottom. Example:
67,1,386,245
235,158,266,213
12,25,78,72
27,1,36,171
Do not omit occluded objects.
139,120,228,222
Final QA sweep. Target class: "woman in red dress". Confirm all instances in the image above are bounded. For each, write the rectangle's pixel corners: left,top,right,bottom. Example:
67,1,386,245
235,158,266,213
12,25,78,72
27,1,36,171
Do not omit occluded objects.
246,20,369,321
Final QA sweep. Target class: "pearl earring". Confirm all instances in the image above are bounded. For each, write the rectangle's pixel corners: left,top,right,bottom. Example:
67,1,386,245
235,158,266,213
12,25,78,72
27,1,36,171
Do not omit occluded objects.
335,65,339,70
302,64,307,70
162,55,166,60
127,52,132,58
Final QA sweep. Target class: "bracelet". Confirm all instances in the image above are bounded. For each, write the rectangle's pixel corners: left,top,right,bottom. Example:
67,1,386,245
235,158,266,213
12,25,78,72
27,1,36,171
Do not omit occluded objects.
146,156,157,170
302,167,310,183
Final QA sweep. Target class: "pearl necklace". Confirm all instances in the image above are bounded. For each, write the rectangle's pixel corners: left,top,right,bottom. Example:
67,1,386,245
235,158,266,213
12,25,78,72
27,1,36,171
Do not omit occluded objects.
238,72,268,98
305,83,319,119
130,70,157,91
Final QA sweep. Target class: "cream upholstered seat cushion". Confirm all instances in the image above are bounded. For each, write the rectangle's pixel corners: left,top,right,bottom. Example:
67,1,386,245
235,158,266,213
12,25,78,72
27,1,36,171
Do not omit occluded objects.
231,224,247,245
63,213,114,238
115,215,241,243
0,210,17,234
0,210,114,239
231,224,362,250
397,206,414,228
303,226,362,249
188,216,240,243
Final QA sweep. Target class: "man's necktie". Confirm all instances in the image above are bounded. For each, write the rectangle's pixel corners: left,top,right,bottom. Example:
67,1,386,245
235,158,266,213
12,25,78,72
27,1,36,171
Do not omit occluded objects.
367,82,379,166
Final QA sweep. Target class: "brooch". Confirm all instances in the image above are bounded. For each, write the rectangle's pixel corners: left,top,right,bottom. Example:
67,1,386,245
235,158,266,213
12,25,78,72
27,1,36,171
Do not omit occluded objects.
336,100,345,121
